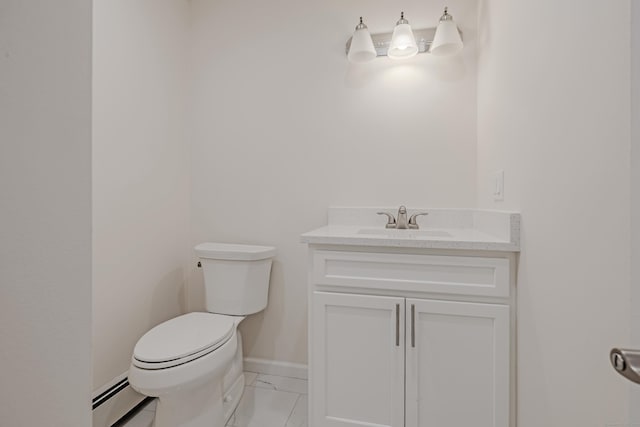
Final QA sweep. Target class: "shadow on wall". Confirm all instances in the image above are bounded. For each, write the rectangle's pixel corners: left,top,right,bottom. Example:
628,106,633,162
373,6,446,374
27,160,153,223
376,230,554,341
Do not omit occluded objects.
149,268,188,327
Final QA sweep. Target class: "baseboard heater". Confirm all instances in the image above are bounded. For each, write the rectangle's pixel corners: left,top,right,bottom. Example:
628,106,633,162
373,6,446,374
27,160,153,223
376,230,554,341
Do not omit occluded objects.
92,378,129,410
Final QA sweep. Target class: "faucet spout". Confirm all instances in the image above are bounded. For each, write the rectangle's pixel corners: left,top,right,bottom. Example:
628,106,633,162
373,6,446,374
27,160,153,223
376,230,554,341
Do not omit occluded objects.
396,205,408,229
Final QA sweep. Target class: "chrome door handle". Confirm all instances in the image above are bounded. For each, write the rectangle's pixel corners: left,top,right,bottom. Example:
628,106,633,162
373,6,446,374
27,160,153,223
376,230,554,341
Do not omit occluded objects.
610,348,640,385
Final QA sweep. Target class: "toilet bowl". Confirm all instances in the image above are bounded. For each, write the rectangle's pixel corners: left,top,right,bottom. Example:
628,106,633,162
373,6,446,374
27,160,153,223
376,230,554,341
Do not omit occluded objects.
128,243,276,427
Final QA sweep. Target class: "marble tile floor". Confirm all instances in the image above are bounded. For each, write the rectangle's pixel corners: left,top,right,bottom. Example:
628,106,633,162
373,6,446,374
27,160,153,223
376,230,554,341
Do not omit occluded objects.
118,372,308,427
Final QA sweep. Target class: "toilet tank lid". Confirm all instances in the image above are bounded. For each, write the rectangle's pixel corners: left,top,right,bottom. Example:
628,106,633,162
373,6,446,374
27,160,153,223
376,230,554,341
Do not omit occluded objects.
195,242,276,261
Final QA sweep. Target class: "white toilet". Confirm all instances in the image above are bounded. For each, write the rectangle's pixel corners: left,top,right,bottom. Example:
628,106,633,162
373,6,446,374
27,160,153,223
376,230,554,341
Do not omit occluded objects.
128,242,276,427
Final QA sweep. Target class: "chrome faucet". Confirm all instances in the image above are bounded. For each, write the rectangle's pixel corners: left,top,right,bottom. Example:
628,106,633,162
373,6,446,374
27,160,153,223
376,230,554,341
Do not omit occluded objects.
396,205,409,229
377,205,429,229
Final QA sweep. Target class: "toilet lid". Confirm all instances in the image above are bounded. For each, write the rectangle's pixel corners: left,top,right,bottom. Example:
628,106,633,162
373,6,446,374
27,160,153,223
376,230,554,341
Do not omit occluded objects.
133,312,235,367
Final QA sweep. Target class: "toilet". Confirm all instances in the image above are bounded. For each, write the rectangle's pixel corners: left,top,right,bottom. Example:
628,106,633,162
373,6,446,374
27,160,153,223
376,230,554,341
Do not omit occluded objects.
128,242,276,427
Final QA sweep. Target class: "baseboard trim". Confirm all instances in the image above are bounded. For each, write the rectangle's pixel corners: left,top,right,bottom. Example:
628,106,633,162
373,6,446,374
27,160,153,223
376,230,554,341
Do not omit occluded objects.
92,377,129,410
92,372,129,401
243,357,308,380
92,372,145,427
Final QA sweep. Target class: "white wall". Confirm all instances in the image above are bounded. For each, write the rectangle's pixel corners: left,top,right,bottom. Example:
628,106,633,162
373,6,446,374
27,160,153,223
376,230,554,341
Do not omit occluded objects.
92,0,191,413
0,1,92,425
477,0,631,425
188,0,479,365
631,0,640,422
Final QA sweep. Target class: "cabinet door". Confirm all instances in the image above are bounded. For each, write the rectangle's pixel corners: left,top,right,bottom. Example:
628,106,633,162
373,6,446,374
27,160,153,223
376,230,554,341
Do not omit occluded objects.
312,292,405,427
406,299,510,427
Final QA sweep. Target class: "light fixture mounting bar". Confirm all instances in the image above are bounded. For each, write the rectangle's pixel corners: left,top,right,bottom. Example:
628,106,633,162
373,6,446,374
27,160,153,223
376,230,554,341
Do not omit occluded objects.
345,27,463,57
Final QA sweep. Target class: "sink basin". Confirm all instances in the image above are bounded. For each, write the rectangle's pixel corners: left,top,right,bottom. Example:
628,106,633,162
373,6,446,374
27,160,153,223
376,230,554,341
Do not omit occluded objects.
357,228,452,238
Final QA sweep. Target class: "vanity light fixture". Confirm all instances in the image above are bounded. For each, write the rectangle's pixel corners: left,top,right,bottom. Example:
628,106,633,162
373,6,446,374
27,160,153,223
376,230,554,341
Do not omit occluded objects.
345,7,464,62
430,7,464,56
347,17,377,63
388,12,419,59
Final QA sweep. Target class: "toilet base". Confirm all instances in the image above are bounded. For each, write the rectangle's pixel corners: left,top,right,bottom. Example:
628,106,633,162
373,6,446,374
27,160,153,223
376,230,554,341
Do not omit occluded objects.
223,372,245,423
154,379,225,427
142,330,246,427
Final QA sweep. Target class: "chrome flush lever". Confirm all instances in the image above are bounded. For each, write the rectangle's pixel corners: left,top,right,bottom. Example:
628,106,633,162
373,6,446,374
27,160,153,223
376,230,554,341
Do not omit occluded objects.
611,348,640,385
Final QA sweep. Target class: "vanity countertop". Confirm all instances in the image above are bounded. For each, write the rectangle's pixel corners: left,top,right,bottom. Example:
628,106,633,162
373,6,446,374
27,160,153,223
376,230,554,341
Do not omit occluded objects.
301,207,520,252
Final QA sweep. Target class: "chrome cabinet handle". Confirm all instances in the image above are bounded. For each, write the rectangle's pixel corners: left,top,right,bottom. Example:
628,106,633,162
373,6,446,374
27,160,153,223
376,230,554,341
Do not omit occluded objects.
395,304,400,347
411,304,415,348
377,212,397,229
611,348,640,385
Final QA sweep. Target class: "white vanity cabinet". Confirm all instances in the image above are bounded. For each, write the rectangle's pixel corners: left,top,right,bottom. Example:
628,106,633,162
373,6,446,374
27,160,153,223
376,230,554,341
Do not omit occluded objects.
405,298,510,427
307,248,516,427
312,292,406,427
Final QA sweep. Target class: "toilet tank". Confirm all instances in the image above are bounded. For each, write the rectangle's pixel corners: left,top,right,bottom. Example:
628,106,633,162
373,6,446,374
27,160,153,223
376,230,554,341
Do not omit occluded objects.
195,243,276,315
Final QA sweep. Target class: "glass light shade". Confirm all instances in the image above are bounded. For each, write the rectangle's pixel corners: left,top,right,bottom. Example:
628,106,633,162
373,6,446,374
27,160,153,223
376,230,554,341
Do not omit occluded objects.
348,27,377,63
431,19,463,56
388,23,418,59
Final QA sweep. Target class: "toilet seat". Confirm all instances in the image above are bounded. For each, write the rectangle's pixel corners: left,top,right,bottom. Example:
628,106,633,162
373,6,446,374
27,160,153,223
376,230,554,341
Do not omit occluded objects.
133,312,235,370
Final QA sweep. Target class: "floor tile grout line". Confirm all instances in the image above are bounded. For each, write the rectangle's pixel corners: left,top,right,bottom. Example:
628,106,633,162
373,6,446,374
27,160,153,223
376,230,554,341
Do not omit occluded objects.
251,374,308,395
283,393,303,427
226,408,237,427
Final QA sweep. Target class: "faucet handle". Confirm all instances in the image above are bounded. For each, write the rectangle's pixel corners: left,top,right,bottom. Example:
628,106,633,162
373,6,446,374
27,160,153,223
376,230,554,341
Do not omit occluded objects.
377,212,397,229
408,212,429,229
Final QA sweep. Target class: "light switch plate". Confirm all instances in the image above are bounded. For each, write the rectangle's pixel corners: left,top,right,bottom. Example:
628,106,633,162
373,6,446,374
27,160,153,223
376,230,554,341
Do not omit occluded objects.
493,170,504,201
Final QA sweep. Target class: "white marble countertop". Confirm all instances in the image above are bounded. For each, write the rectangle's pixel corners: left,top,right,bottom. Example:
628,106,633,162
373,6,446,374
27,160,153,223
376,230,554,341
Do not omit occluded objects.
301,207,521,252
